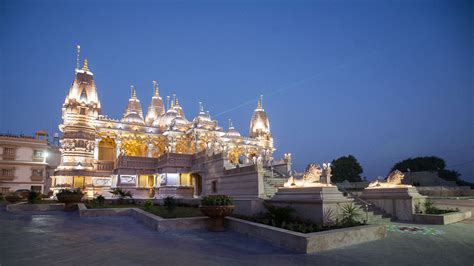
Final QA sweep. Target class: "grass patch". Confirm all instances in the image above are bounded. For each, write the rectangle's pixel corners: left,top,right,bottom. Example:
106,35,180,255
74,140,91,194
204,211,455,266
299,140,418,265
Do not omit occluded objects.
86,203,202,219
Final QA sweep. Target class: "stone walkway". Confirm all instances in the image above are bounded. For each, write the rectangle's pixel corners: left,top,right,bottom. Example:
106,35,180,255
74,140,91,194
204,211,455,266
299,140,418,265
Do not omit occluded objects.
0,208,473,266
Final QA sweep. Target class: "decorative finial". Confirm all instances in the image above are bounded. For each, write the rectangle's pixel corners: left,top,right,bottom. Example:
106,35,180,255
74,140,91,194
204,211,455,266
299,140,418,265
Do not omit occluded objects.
166,96,170,110
199,102,204,113
173,93,176,105
83,58,89,71
257,94,263,108
228,119,234,129
175,97,180,107
130,85,136,98
207,111,210,119
152,80,159,96
76,44,81,70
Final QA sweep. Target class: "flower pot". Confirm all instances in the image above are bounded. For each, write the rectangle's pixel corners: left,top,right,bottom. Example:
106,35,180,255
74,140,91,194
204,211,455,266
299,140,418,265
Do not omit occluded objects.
5,195,21,204
57,194,83,211
200,205,235,232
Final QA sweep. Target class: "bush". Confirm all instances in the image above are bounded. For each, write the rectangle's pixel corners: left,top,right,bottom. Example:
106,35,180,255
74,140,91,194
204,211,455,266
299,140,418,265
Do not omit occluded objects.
340,203,362,226
0,193,5,202
27,190,42,204
201,195,233,206
424,199,458,214
262,203,294,227
57,188,84,196
93,195,106,206
144,200,154,211
164,196,177,212
109,188,133,204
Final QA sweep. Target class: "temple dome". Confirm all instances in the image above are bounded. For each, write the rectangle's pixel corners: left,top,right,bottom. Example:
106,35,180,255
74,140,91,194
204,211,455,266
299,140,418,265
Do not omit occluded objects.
63,59,101,110
122,86,145,124
225,120,241,138
153,104,178,131
249,96,271,138
145,81,165,126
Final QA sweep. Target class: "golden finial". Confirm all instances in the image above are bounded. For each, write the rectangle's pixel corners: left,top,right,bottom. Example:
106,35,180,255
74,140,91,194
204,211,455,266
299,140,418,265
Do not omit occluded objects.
228,119,233,129
171,99,175,108
175,97,180,107
166,95,170,110
76,44,81,70
153,80,159,96
83,58,89,71
257,94,263,108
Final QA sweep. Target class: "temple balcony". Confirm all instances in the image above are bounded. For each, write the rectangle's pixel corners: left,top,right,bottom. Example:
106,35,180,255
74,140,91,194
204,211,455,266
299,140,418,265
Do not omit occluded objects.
30,175,44,182
94,160,115,172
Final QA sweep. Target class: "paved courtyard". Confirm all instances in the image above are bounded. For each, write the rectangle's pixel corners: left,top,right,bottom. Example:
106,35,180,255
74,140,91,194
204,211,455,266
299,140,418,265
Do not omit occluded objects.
0,207,473,266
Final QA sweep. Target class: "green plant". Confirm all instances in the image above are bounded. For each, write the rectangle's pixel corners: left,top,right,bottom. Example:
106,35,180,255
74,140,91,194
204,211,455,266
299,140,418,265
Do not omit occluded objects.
27,190,42,204
201,195,233,206
144,200,154,211
340,203,361,226
93,195,106,206
164,196,177,212
109,188,133,203
57,188,84,196
262,202,294,227
423,199,458,214
0,193,5,202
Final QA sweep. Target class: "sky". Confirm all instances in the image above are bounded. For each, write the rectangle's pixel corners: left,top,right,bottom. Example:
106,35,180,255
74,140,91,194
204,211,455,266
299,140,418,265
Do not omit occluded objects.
1,0,473,181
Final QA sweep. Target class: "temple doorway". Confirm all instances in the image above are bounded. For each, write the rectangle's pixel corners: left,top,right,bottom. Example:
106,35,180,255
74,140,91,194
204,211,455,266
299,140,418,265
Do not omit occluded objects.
191,173,203,197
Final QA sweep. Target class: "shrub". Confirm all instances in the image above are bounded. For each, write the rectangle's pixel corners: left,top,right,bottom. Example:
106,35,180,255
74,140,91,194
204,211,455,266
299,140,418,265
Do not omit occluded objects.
424,199,458,214
262,202,294,227
93,195,106,206
144,200,154,211
201,195,233,206
27,190,42,204
164,196,177,212
0,193,5,202
57,188,84,196
340,203,362,226
109,188,133,204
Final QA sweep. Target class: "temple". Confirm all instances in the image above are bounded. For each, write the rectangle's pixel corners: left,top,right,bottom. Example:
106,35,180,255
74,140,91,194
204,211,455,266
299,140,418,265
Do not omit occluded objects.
51,47,290,199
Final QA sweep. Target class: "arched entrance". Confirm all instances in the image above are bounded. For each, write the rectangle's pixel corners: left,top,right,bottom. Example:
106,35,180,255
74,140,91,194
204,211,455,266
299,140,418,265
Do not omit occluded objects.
191,173,203,197
98,137,116,161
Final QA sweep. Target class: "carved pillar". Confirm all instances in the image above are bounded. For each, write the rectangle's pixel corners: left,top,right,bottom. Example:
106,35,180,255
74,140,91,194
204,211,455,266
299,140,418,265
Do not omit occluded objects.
93,138,100,160
115,139,122,158
147,142,153,158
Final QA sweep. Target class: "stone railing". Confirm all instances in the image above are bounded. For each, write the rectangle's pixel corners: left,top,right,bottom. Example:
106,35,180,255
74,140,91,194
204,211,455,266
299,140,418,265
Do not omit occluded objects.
116,156,157,170
94,160,115,171
156,153,193,169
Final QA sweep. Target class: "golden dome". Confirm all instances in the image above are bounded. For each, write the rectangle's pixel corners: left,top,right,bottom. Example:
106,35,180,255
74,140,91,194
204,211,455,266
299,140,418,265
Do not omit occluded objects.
122,86,145,124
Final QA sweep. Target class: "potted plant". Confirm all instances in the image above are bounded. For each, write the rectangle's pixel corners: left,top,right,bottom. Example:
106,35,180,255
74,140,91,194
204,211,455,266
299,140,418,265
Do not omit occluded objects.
56,188,84,211
200,195,234,232
5,192,21,204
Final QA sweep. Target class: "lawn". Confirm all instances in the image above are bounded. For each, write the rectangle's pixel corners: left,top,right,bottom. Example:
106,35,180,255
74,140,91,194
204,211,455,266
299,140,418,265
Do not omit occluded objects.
87,203,203,219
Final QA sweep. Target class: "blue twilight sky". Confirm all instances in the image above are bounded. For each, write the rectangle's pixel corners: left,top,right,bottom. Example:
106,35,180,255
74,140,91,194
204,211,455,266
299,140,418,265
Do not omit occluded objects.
0,0,472,181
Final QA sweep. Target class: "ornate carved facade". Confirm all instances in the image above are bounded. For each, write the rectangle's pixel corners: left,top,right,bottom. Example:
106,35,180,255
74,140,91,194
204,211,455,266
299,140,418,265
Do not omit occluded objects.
52,52,278,198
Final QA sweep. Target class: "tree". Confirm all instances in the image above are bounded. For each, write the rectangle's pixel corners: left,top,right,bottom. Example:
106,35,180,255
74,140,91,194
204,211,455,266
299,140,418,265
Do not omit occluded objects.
391,156,445,172
391,156,462,183
331,155,363,183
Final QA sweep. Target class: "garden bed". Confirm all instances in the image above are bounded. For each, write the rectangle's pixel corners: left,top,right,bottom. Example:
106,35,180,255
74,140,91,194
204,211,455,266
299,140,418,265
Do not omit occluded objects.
226,217,386,253
6,202,65,212
85,203,202,218
78,203,209,231
412,211,471,225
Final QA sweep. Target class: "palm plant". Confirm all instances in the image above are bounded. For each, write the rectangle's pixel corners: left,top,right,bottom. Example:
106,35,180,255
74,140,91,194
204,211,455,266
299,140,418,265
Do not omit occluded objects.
109,188,133,204
340,203,361,226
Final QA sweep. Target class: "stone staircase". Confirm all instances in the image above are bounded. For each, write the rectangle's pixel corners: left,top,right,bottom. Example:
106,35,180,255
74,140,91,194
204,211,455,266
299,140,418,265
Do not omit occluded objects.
352,201,394,224
263,169,287,198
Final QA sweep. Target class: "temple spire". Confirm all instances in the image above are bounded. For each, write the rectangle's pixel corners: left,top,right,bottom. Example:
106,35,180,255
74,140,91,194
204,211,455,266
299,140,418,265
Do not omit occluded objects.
130,85,137,98
153,80,159,96
257,94,263,109
83,58,89,71
199,102,204,113
76,44,81,70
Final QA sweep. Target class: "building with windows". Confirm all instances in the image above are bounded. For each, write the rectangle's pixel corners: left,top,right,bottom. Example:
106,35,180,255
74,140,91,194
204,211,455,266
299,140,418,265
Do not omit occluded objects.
51,49,289,199
0,131,60,194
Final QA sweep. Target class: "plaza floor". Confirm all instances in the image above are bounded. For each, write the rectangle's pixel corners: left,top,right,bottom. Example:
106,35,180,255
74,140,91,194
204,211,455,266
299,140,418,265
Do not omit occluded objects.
0,208,473,266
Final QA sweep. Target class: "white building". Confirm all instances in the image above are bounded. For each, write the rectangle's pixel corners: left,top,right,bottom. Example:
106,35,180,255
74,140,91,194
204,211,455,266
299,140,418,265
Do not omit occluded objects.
0,131,60,194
